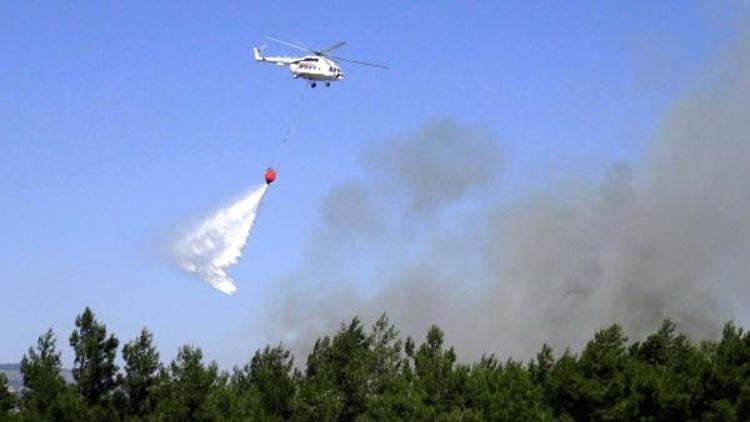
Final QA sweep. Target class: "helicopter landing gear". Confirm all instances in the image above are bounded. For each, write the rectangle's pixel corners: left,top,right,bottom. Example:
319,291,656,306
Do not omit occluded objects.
325,81,331,87
310,82,317,88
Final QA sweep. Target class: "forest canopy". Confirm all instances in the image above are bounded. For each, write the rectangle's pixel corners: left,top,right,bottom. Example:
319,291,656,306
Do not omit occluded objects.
2,307,750,421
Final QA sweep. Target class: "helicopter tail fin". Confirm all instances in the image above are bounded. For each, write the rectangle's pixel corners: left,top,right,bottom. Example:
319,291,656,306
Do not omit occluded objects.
253,47,264,62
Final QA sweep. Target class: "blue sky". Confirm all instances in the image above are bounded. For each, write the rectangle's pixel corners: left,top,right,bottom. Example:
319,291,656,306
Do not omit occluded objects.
0,1,742,367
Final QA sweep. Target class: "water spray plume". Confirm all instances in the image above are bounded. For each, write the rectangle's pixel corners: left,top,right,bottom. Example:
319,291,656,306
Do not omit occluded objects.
174,184,269,294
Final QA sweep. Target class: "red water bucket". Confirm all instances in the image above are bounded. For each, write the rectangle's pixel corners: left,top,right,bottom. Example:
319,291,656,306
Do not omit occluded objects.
264,167,277,184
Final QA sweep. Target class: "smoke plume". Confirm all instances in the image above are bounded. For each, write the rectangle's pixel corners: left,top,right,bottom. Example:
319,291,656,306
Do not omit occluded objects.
269,29,750,361
174,184,268,294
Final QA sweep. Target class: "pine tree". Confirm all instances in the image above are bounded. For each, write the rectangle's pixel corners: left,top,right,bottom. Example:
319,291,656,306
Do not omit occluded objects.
703,321,750,420
362,314,420,419
69,307,119,407
19,329,67,417
153,345,221,420
464,355,548,420
0,373,14,416
628,319,704,419
118,328,161,417
232,345,295,419
576,324,632,419
295,318,373,420
411,325,466,415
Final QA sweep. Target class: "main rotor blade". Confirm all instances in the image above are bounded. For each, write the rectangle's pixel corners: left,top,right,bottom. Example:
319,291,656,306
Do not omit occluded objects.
265,36,313,53
320,41,347,54
329,55,389,69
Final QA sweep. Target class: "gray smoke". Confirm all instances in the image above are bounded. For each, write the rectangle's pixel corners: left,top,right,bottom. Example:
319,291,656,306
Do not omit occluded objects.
269,31,750,362
365,119,501,212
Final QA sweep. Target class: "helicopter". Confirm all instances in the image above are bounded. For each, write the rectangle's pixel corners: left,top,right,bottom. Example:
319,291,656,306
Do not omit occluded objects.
253,37,388,87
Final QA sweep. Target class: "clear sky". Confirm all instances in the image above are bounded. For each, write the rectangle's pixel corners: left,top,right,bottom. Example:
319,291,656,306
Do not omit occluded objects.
1,1,743,367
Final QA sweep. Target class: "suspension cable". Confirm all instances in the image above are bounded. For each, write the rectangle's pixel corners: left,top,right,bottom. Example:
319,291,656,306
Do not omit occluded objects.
272,82,309,168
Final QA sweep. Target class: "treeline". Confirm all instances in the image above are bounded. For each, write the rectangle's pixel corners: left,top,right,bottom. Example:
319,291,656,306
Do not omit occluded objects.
2,308,750,421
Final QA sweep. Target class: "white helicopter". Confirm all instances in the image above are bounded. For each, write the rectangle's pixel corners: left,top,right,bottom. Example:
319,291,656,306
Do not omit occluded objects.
253,37,388,87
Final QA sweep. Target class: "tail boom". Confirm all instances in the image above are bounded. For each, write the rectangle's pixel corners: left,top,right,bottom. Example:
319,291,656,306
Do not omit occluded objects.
253,48,297,66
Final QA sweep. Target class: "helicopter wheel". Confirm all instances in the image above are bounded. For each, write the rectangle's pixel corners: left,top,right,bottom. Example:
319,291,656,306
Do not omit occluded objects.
325,82,331,87
310,82,317,88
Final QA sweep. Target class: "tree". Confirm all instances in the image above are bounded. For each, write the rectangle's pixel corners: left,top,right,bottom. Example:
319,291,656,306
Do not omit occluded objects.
361,314,423,420
17,329,90,421
466,356,548,421
17,306,750,419
232,345,295,419
575,324,632,419
46,387,90,422
0,373,14,416
702,321,750,420
19,329,67,417
152,345,221,421
529,343,555,387
628,319,705,419
295,318,373,420
203,373,246,421
118,328,161,417
541,349,581,420
294,315,428,420
69,307,119,407
410,325,466,415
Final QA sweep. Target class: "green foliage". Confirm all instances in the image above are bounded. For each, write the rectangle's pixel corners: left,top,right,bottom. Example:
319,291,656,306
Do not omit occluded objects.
360,314,422,420
46,386,90,422
232,344,295,420
0,373,14,417
117,328,161,417
69,307,119,407
19,329,67,419
702,321,750,420
295,317,372,420
627,319,707,420
411,324,466,415
576,324,632,419
151,345,222,421
466,356,549,421
11,307,750,420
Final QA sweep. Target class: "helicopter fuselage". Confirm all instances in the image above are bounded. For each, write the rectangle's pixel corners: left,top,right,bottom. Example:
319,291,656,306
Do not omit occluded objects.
254,48,343,84
253,37,386,87
289,56,344,82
